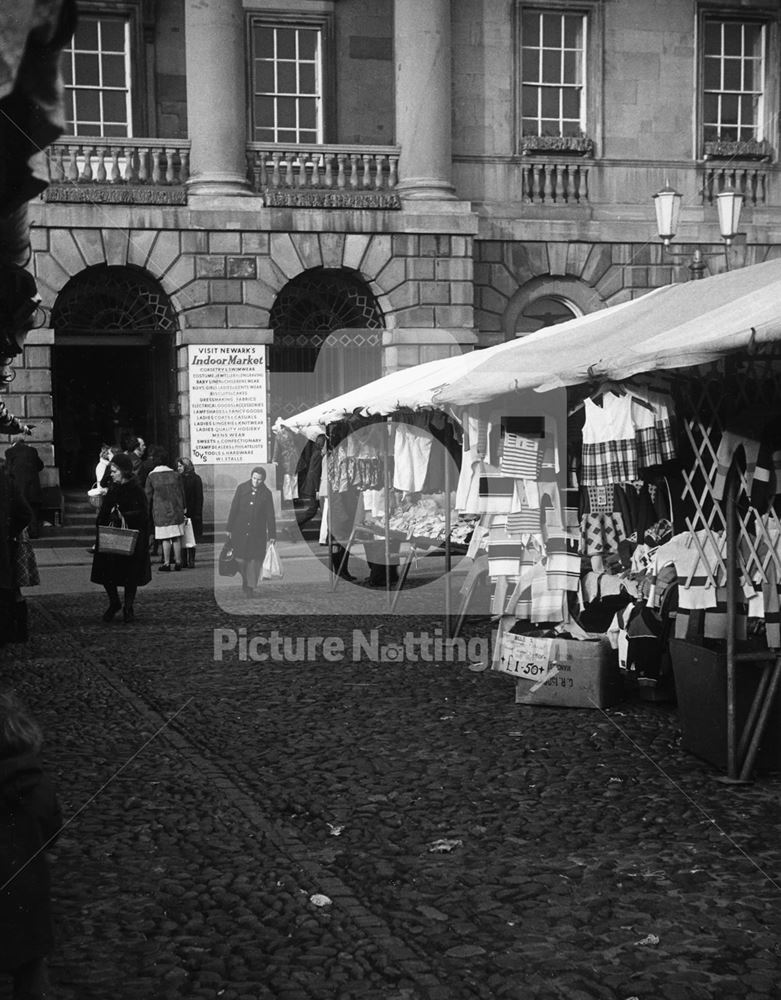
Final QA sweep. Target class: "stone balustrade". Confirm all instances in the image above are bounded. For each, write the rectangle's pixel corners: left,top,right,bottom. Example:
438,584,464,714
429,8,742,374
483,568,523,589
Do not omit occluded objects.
45,138,191,204
521,160,590,205
246,143,401,208
701,164,767,206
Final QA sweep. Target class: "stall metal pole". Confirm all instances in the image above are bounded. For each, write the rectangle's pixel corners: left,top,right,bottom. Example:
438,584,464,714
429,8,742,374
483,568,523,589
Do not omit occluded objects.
444,443,452,635
725,467,739,780
325,434,336,593
384,416,392,608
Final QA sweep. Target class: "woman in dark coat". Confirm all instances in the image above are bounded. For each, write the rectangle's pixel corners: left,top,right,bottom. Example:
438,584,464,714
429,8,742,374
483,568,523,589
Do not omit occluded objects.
226,466,276,595
90,452,151,623
177,457,204,567
0,458,32,645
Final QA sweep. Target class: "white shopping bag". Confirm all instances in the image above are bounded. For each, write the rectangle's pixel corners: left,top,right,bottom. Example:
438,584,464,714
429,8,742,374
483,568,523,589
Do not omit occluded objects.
260,540,283,580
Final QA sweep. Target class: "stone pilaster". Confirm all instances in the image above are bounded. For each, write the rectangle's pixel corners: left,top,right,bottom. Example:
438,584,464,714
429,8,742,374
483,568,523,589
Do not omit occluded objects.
394,0,456,200
184,0,249,196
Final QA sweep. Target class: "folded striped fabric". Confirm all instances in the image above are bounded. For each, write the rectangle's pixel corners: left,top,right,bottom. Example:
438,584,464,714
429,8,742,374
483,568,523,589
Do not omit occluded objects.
545,531,581,591
488,539,527,577
479,474,516,513
530,571,568,623
500,433,542,478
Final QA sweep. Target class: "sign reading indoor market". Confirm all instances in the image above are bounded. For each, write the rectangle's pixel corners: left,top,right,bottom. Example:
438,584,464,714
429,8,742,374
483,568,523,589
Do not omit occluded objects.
188,345,267,465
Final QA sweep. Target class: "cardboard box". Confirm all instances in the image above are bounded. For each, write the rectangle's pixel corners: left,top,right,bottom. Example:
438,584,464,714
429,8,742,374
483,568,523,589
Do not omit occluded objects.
495,631,622,708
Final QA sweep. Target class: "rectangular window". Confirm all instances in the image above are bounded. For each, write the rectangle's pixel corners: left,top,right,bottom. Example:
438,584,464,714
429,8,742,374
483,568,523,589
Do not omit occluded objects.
61,14,132,137
702,17,765,144
249,21,323,143
521,9,585,137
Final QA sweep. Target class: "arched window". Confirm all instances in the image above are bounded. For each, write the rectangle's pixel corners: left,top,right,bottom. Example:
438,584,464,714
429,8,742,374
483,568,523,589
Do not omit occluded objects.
514,294,580,336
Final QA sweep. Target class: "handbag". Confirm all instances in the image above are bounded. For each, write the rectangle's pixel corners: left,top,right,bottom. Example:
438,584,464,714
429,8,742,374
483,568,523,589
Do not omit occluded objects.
97,506,139,557
218,540,238,577
182,516,196,548
260,540,283,580
12,529,40,587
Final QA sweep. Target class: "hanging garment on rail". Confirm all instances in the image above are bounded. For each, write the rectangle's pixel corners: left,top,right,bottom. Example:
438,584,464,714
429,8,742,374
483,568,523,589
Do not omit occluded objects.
393,419,432,493
581,393,639,486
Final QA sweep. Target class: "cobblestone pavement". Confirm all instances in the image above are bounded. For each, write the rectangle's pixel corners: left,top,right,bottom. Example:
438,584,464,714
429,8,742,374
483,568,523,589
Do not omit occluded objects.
1,587,780,1000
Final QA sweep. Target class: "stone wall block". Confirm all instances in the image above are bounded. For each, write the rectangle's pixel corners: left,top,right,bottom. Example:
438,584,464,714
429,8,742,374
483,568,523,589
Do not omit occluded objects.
595,266,624,301
226,257,257,280
385,282,419,312
50,230,84,274
392,234,418,256
146,231,182,279
435,258,472,281
242,232,270,254
477,285,509,318
227,304,269,327
210,279,243,304
181,231,209,254
319,233,346,269
506,242,549,282
479,241,503,263
435,305,473,327
374,257,406,293
581,244,614,287
103,228,130,266
29,228,48,252
181,304,227,328
209,232,242,254
291,233,323,270
270,233,304,278
395,305,435,328
196,256,226,278
420,344,454,364
475,308,503,334
34,254,71,303
27,395,53,418
408,257,435,281
127,229,160,268
11,369,50,392
244,280,278,310
566,243,593,279
547,243,568,276
24,346,50,368
420,281,450,305
488,262,518,299
451,235,470,257
343,234,372,270
176,279,209,309
450,282,474,305
360,235,393,279
163,255,196,294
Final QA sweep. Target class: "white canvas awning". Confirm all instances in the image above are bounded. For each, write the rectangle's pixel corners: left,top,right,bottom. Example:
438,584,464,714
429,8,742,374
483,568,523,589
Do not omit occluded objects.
436,256,781,407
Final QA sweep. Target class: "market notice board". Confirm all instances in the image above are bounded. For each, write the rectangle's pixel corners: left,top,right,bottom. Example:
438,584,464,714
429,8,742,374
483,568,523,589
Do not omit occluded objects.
188,345,268,465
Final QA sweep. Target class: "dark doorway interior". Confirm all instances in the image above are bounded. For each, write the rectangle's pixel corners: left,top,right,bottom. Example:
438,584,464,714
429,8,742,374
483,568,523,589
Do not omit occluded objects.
53,340,176,488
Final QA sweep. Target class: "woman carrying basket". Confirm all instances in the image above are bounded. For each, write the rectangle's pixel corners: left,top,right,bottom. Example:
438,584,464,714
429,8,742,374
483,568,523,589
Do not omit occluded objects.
90,452,151,624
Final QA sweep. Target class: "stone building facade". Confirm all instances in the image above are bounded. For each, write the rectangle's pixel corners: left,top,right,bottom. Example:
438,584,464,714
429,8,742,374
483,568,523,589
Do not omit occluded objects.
13,0,781,495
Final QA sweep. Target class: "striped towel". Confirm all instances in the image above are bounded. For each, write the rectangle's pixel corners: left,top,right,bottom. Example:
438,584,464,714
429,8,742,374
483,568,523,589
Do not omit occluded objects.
479,474,515,513
500,433,542,478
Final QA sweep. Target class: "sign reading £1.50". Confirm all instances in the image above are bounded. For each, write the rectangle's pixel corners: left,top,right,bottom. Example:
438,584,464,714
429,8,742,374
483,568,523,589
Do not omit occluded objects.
188,345,267,465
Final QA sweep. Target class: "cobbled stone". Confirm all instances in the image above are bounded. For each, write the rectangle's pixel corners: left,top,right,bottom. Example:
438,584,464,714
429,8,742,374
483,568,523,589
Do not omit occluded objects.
0,590,779,999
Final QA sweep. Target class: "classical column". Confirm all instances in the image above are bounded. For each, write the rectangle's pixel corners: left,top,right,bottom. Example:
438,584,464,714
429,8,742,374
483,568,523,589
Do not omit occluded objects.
394,0,455,200
184,0,249,195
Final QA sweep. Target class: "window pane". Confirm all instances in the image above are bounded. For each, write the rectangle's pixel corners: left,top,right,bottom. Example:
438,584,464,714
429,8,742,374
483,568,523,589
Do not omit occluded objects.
75,52,100,85
255,127,274,142
540,89,558,118
254,26,274,59
79,122,101,136
703,56,720,90
103,123,128,137
298,30,317,60
743,57,759,92
562,120,580,137
542,50,560,83
299,63,316,94
524,50,539,82
562,88,580,119
75,17,98,49
702,92,718,125
723,23,741,56
255,60,274,93
277,96,297,127
75,89,100,121
254,95,275,127
103,90,127,123
102,54,126,88
744,24,762,57
100,19,126,51
522,87,538,118
276,61,296,93
563,50,580,84
299,97,317,130
721,93,738,125
299,129,317,143
541,14,561,47
723,58,741,91
563,16,582,49
60,54,73,84
540,118,558,137
704,21,721,53
522,117,538,136
740,94,758,131
521,12,540,47
277,128,297,143
276,28,296,60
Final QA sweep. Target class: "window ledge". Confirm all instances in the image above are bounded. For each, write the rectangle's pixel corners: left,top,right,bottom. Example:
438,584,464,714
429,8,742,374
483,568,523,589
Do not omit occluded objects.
520,136,594,157
703,139,771,161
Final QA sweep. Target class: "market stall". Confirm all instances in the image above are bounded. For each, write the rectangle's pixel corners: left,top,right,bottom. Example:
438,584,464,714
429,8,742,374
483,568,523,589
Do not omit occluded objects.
434,257,781,781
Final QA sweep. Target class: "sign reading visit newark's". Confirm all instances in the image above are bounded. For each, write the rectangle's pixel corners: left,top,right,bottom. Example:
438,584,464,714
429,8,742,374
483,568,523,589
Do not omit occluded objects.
188,345,267,465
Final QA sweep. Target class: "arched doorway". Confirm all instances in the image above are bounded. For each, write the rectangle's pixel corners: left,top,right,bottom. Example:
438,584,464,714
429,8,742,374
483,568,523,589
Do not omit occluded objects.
51,264,178,486
268,267,384,425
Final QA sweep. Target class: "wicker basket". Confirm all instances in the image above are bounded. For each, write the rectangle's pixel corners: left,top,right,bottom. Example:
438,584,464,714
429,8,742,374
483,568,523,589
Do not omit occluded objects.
88,486,105,509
